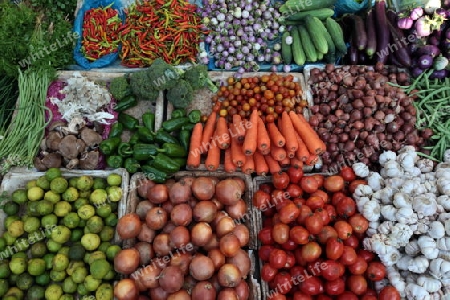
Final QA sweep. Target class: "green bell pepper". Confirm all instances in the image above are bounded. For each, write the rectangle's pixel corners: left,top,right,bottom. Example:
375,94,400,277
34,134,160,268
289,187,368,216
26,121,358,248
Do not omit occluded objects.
162,117,189,132
118,142,133,157
108,122,123,138
179,130,191,152
124,158,140,173
142,111,155,132
150,153,181,174
158,143,187,157
182,123,195,131
188,110,202,124
141,165,167,183
99,137,121,156
133,143,159,161
171,109,185,119
155,130,179,145
118,113,139,130
129,132,140,145
137,126,154,143
114,95,137,112
173,157,187,167
106,155,123,168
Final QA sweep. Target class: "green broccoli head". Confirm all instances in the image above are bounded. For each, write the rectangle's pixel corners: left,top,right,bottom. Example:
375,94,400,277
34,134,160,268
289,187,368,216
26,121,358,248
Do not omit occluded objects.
109,75,130,101
166,79,193,109
145,58,184,91
130,71,159,101
183,64,218,93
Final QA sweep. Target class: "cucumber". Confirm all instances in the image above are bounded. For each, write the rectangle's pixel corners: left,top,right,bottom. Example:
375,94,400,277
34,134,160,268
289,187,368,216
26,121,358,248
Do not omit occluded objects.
305,15,328,54
281,31,293,65
313,17,336,62
297,25,317,62
285,8,334,22
280,0,336,14
290,27,306,66
325,17,347,54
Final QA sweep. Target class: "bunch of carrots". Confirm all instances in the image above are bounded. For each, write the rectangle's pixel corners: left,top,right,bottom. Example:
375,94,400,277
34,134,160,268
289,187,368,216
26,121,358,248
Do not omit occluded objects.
186,109,326,175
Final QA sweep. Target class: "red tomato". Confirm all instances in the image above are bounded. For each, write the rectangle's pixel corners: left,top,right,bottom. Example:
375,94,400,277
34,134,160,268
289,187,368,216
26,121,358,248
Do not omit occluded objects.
305,196,325,210
334,220,353,240
324,204,337,222
363,289,377,297
361,296,377,300
311,190,329,204
299,276,323,295
326,237,344,260
343,235,360,249
348,180,368,194
323,176,345,193
293,197,305,207
285,251,296,268
301,176,319,193
273,171,290,190
290,266,307,278
321,260,341,281
290,226,310,245
293,292,312,300
307,259,325,276
340,167,356,182
340,246,357,266
311,174,324,188
301,241,322,263
317,226,338,244
366,262,386,281
348,257,368,275
273,190,289,210
270,249,288,269
267,293,287,300
297,205,312,225
347,275,368,295
305,213,324,235
259,245,276,262
253,190,271,210
272,223,290,245
274,272,293,294
336,197,356,218
263,207,276,218
357,249,375,263
336,291,358,300
279,202,300,224
324,278,345,295
259,227,274,245
315,208,330,226
349,214,369,234
260,183,274,194
294,248,307,266
316,296,332,300
331,192,346,206
272,213,282,225
378,286,400,300
281,239,297,251
287,166,304,184
261,263,278,282
286,184,303,198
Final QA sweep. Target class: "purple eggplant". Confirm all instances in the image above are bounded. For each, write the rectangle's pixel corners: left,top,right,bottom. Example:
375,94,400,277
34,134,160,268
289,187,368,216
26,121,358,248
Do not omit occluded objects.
416,16,432,37
387,10,412,67
397,17,413,29
415,45,441,57
445,28,450,39
352,15,368,51
428,35,440,45
375,0,390,64
429,69,447,79
435,8,447,17
418,54,434,69
412,67,425,77
349,39,359,65
410,7,424,20
366,10,377,57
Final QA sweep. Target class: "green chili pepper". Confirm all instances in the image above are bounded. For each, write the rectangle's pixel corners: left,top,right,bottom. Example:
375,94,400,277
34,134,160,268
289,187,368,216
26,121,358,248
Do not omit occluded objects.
137,126,154,143
124,157,140,173
108,122,123,138
182,123,195,131
178,130,191,152
142,111,155,132
118,142,133,157
149,153,181,174
141,165,167,183
118,113,139,130
133,143,159,161
157,143,187,157
99,137,121,155
155,130,180,145
188,110,201,124
114,95,137,112
171,109,186,119
162,117,189,132
106,155,123,168
129,132,140,146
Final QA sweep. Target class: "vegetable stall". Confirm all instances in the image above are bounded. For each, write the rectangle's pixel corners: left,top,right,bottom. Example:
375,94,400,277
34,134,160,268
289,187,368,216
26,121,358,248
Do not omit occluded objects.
0,0,450,299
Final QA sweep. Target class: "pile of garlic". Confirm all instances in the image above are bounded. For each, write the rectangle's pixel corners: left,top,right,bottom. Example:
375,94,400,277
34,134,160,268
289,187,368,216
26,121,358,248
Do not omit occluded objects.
352,146,450,299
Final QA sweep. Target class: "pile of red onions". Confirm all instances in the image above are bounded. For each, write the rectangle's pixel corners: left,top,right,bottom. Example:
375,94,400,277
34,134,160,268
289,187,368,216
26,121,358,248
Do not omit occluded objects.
307,63,433,172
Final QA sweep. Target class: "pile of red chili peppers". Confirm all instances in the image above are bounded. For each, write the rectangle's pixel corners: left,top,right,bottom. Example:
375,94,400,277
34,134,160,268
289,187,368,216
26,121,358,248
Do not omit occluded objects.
81,5,122,61
118,0,206,67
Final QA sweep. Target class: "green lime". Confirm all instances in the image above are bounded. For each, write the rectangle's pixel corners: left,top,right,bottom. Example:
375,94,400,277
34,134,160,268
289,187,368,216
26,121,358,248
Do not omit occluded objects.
86,251,106,264
81,234,100,251
43,191,60,203
71,266,88,284
66,261,84,277
104,269,116,280
107,186,123,202
3,232,17,246
37,200,54,216
84,274,101,292
78,219,86,227
89,189,107,206
83,252,91,264
63,212,80,229
23,217,40,233
68,243,85,261
8,273,17,285
11,189,27,204
93,177,107,190
86,216,103,234
27,258,46,276
26,202,40,217
50,225,71,244
8,220,24,238
106,245,122,261
70,229,83,242
12,252,27,259
62,276,77,294
98,241,111,253
110,201,118,211
52,253,69,271
0,279,8,297
60,294,74,300
76,283,88,296
35,176,50,190
77,204,95,220
78,191,90,198
35,273,50,286
27,187,44,201
27,285,45,300
40,214,58,228
5,286,24,299
107,173,122,186
46,239,62,253
3,202,19,216
16,273,34,290
45,284,63,300
43,253,55,270
68,177,78,188
9,257,26,275
50,177,68,194
99,225,114,242
62,187,78,202
90,259,111,280
53,201,72,217
0,261,11,278
13,238,29,253
73,198,88,210
0,237,6,250
96,283,114,300
26,180,37,190
76,176,94,191
30,242,47,258
45,168,62,182
4,216,20,230
104,213,118,227
58,246,70,256
49,269,66,282
96,204,112,218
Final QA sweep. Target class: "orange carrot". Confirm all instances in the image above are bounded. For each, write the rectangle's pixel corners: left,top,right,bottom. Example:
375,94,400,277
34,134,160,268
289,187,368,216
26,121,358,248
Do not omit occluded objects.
267,123,285,147
243,109,258,156
242,153,255,175
232,114,246,144
305,154,319,166
287,150,296,159
270,141,287,161
230,134,246,167
264,154,281,174
280,156,291,168
257,116,270,153
290,157,304,169
295,132,310,162
215,117,230,149
186,123,203,169
224,148,236,173
201,111,217,147
289,111,326,155
254,152,269,176
281,111,299,153
205,142,220,171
